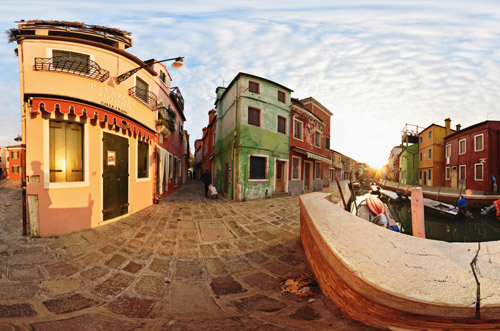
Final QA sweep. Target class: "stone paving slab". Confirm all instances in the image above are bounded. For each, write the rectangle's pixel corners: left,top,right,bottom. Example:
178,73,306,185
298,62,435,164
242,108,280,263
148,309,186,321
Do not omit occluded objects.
0,181,378,330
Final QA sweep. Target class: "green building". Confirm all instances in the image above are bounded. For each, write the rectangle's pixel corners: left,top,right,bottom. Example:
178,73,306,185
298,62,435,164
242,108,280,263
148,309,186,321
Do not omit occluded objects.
213,73,292,201
399,144,419,185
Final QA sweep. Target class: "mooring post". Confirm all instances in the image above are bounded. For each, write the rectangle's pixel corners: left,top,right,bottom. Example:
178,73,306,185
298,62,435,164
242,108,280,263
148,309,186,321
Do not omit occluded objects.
411,187,425,238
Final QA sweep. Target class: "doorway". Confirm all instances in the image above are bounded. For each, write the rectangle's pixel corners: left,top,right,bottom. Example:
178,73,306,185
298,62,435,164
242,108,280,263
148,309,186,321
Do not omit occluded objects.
103,132,129,221
304,161,313,191
275,160,286,192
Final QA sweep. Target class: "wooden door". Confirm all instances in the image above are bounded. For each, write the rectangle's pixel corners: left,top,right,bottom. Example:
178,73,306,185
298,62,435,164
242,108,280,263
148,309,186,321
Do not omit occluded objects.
103,132,129,221
276,161,284,192
451,168,458,188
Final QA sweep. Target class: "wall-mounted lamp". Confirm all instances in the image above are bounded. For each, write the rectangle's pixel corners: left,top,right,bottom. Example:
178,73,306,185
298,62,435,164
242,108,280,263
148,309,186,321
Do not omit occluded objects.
117,56,184,84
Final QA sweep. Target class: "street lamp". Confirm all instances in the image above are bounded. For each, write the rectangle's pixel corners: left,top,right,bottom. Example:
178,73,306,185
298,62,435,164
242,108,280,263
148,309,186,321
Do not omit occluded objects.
117,56,184,84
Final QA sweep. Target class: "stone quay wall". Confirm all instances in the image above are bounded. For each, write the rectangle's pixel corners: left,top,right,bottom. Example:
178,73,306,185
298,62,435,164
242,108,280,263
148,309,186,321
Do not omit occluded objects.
300,192,500,330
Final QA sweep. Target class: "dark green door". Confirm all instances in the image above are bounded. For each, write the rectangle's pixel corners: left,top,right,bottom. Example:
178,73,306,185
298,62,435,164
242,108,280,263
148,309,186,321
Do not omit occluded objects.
103,132,129,221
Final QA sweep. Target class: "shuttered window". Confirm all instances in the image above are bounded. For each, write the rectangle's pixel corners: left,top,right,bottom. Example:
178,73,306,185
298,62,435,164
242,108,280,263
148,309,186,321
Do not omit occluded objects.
49,120,83,182
249,81,260,94
277,90,286,103
277,116,286,134
248,107,260,127
249,156,266,180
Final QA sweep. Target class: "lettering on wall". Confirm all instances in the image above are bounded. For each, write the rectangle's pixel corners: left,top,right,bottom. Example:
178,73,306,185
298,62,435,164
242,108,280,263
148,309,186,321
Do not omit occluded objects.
91,83,132,115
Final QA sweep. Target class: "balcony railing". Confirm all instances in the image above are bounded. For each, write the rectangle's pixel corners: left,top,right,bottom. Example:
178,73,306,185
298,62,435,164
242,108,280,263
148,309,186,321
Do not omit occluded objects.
129,86,157,111
34,56,109,82
157,106,176,133
170,87,184,112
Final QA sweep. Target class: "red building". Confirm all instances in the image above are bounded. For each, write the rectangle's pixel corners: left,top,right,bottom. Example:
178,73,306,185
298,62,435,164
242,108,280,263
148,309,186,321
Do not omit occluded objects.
443,121,500,192
6,145,25,181
194,139,203,180
200,109,217,183
154,62,187,199
289,98,332,195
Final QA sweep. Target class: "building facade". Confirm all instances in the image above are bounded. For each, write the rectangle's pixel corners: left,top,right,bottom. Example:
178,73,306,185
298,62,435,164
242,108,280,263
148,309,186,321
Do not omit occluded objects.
444,121,500,192
399,144,419,185
10,20,185,236
289,98,332,195
388,146,402,182
213,73,292,201
330,150,343,182
200,109,217,184
6,145,25,181
193,139,202,180
0,147,7,179
418,119,454,186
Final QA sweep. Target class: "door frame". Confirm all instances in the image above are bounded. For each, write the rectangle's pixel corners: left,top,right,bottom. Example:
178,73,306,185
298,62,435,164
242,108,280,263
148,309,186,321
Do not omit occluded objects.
100,129,130,224
274,158,288,193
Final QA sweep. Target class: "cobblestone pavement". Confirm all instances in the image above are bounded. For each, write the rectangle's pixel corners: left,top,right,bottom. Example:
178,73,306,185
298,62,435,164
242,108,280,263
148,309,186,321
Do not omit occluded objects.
0,179,376,330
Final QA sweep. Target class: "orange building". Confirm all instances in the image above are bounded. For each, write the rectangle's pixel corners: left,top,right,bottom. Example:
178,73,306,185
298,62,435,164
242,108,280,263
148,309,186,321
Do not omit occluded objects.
6,145,25,180
10,20,183,237
418,119,455,186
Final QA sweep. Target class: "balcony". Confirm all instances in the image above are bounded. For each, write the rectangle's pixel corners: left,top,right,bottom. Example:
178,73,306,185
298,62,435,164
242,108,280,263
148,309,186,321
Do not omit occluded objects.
129,86,158,111
34,56,109,82
156,106,176,136
170,87,184,112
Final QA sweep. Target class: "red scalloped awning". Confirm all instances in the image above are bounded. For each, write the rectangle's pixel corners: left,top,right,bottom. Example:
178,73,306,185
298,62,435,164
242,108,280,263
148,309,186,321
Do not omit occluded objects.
32,97,156,142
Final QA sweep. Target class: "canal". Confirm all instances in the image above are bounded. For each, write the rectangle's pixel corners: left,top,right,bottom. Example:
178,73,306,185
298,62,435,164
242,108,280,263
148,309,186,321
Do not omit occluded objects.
353,191,500,242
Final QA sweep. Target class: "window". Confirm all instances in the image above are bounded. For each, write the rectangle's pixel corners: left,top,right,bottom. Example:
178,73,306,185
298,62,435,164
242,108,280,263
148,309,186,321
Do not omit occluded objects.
135,77,149,103
52,50,89,74
12,166,19,174
277,90,286,103
445,167,451,180
169,154,173,178
179,123,183,140
315,162,321,179
293,119,303,141
419,171,422,179
11,151,19,159
420,153,422,161
459,165,466,180
428,148,432,159
248,107,260,127
475,163,484,181
420,137,422,143
445,144,451,158
292,156,301,180
314,131,321,148
325,138,330,150
159,70,167,84
428,169,432,180
249,156,267,180
428,131,432,139
459,139,466,155
474,134,484,152
49,120,83,182
248,81,260,94
277,116,286,134
137,140,149,178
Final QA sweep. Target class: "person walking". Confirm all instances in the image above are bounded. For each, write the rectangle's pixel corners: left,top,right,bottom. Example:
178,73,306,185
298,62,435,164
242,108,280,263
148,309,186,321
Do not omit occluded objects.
202,169,211,197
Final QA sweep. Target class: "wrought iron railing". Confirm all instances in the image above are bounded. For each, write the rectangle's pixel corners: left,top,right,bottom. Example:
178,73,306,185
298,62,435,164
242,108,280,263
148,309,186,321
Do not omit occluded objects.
157,106,176,132
129,86,157,111
34,56,109,82
170,87,184,112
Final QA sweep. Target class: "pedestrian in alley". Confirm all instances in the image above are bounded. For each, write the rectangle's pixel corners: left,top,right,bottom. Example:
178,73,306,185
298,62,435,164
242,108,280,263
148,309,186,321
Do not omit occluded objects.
202,169,211,196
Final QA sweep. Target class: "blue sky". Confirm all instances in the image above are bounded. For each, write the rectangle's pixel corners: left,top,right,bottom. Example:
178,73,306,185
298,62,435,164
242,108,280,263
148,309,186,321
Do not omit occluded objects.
1,1,500,168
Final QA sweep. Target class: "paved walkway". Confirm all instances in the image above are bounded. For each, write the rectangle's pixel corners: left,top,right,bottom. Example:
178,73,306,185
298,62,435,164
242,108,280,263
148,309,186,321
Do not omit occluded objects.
0,180,375,330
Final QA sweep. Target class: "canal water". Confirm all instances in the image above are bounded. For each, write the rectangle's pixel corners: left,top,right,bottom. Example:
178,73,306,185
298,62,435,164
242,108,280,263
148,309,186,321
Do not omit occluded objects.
353,190,500,243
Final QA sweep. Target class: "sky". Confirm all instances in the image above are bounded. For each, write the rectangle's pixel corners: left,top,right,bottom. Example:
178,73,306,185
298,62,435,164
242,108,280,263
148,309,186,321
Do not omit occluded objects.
1,1,500,168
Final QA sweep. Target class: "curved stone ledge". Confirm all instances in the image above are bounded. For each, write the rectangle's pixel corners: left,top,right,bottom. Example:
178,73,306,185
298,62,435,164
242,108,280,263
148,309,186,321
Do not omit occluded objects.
300,192,500,330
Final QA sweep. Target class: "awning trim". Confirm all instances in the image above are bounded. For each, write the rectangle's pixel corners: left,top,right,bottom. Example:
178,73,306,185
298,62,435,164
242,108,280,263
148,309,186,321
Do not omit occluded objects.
292,146,331,164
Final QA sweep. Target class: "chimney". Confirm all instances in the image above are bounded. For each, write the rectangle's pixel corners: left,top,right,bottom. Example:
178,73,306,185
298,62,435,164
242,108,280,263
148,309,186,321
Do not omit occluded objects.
208,109,216,124
444,118,451,131
202,127,207,138
456,124,461,132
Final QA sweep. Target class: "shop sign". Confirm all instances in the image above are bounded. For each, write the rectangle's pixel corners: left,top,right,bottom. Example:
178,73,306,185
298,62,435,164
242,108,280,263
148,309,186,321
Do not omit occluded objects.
91,83,132,115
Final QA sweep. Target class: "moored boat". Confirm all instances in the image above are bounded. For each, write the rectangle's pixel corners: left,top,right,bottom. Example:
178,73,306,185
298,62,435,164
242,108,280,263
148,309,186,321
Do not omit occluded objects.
353,194,400,231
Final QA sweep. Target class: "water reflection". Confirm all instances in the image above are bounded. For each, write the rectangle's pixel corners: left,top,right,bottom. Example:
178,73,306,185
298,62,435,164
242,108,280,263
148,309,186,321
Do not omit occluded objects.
386,201,500,243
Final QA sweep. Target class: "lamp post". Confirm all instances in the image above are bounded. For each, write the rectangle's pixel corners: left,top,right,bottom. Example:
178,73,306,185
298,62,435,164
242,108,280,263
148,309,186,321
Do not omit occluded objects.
117,56,184,84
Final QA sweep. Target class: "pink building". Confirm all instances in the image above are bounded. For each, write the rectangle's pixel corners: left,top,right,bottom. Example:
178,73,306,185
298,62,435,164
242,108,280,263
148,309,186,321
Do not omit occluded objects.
6,145,25,181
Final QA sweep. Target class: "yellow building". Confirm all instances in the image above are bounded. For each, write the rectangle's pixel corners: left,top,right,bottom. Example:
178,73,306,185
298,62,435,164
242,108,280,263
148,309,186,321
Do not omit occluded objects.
10,20,180,237
418,119,455,186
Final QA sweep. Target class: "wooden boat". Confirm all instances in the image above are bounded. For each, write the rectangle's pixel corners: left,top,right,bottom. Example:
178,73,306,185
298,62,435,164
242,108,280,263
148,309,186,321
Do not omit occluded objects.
422,198,460,219
353,194,400,231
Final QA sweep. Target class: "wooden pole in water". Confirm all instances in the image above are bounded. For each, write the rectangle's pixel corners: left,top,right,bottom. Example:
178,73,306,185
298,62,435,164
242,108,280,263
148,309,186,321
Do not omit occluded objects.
335,177,348,211
411,187,425,238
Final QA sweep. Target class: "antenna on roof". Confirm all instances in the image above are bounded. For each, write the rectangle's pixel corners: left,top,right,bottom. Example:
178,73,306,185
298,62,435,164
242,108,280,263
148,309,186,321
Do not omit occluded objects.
219,75,225,87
